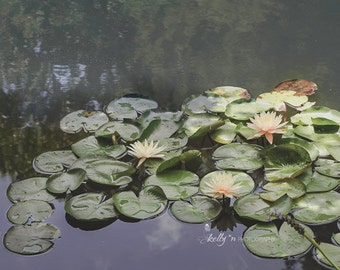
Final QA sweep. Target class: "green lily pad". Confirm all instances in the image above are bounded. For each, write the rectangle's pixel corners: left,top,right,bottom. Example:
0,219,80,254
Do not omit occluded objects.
200,170,254,198
139,119,181,141
65,193,117,221
60,110,109,133
260,179,306,202
156,150,201,173
210,120,237,144
333,232,340,245
311,117,339,134
182,94,231,114
213,143,263,171
292,191,340,224
7,177,56,203
315,158,340,178
182,114,224,138
301,171,340,193
291,106,340,126
243,222,314,258
170,195,222,223
4,223,61,255
315,242,340,268
106,97,158,120
144,170,199,200
7,200,53,224
95,121,140,141
86,159,135,186
46,168,86,194
33,150,78,174
262,144,311,181
257,90,308,110
233,194,293,222
225,98,271,120
280,138,319,161
112,185,167,220
206,86,250,99
71,135,126,158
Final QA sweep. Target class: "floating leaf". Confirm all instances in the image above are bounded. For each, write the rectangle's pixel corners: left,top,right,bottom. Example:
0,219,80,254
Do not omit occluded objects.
233,194,293,222
139,119,181,141
7,177,56,203
60,110,109,133
281,138,319,161
257,91,308,111
200,170,254,198
7,200,53,224
225,98,271,120
46,168,86,194
182,114,224,138
291,106,340,126
86,159,135,186
206,86,250,99
311,117,339,134
210,120,237,144
65,193,117,221
315,243,340,268
314,158,340,178
262,144,311,181
144,170,199,200
243,222,314,258
112,186,167,220
292,191,340,224
4,223,61,255
95,121,140,141
170,195,222,223
71,135,126,158
156,150,201,173
260,180,306,202
106,97,158,120
33,150,78,174
182,94,231,114
273,79,317,96
213,143,263,171
302,171,340,192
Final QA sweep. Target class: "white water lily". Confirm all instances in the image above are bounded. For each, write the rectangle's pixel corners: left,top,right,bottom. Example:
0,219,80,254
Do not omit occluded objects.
127,140,166,167
202,171,242,199
247,111,288,144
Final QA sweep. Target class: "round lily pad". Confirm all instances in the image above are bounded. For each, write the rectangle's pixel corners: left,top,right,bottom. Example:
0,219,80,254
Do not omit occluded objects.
46,168,86,194
260,179,306,202
4,223,61,255
292,191,340,224
210,120,237,144
95,121,140,141
315,242,340,268
243,222,314,258
60,110,109,133
144,170,199,200
71,135,126,158
65,193,117,221
170,195,222,223
291,106,340,126
233,194,293,222
86,159,135,186
7,177,56,203
7,200,53,224
182,114,224,138
213,143,263,171
225,98,271,120
33,150,78,174
112,185,167,220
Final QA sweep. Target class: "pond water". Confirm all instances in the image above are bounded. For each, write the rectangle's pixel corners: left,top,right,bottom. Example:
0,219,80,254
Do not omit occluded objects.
1,1,340,270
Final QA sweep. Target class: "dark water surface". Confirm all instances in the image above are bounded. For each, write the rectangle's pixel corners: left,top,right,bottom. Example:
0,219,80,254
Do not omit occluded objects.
1,1,340,269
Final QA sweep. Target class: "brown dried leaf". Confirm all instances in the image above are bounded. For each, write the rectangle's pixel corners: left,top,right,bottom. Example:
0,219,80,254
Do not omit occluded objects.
273,79,318,96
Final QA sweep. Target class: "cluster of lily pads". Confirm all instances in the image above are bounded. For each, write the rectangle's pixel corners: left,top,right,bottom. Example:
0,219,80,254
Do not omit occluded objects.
4,80,340,268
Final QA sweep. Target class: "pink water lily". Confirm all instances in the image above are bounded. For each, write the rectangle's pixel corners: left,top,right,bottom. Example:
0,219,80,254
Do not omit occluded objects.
247,111,288,144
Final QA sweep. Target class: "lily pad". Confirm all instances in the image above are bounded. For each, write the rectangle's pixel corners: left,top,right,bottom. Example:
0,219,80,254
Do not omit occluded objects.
86,159,135,186
7,200,53,224
182,94,231,114
210,120,237,144
33,150,78,174
292,191,340,224
46,168,86,194
60,110,109,133
106,97,158,120
233,194,293,222
71,135,126,158
262,144,311,181
280,138,319,161
139,119,181,141
200,170,255,198
315,242,340,268
170,195,222,223
112,185,167,220
156,150,201,173
291,106,340,126
314,158,340,178
95,121,140,141
225,98,271,120
301,171,340,193
65,193,117,221
206,86,250,99
144,170,199,200
243,222,314,258
4,223,61,255
213,143,263,171
7,177,56,203
182,114,224,138
260,180,306,202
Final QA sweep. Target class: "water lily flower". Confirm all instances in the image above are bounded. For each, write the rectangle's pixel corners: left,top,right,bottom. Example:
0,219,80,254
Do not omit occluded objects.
127,140,166,167
203,171,242,199
247,111,288,144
